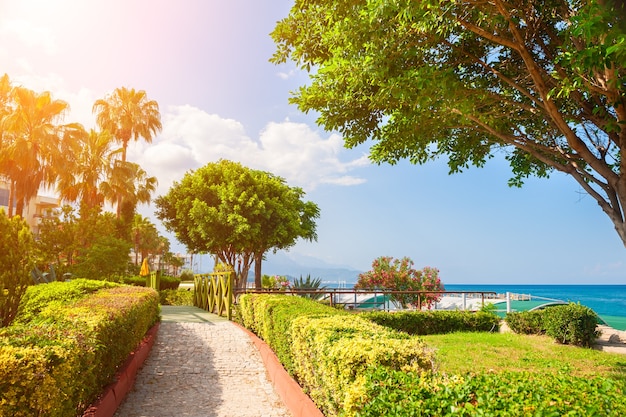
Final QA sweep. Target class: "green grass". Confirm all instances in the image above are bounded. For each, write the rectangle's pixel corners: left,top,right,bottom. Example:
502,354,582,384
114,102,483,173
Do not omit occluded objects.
422,331,626,382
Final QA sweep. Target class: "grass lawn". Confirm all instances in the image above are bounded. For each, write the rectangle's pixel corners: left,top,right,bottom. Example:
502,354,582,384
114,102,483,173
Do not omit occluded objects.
422,331,626,382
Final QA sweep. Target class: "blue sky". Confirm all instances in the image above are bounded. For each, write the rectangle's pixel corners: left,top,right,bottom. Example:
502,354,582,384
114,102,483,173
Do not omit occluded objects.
2,0,624,284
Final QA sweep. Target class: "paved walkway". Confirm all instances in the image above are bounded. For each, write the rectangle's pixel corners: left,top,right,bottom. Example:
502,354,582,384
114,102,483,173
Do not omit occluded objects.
113,306,292,417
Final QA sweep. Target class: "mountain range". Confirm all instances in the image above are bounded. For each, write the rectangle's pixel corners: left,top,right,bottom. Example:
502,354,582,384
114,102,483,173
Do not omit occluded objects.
260,251,361,286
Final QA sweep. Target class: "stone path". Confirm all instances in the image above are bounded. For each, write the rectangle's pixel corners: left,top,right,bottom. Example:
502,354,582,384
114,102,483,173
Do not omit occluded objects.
113,306,292,417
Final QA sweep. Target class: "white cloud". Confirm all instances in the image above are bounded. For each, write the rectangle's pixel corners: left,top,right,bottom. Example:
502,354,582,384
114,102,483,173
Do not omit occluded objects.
1,19,57,55
277,69,295,80
127,105,369,197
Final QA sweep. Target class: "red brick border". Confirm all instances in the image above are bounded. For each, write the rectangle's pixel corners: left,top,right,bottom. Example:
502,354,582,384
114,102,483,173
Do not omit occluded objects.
82,322,160,417
234,323,324,417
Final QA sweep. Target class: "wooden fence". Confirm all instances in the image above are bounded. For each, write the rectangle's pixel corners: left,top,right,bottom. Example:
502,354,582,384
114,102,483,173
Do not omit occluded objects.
193,272,234,320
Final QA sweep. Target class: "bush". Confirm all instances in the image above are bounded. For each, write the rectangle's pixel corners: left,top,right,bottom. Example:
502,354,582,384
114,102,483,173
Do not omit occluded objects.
179,269,194,281
505,303,600,347
361,310,500,335
236,294,433,417
123,274,180,291
14,279,119,325
355,367,626,417
0,282,159,416
160,288,194,305
542,303,600,347
505,310,545,335
159,274,181,290
0,212,35,327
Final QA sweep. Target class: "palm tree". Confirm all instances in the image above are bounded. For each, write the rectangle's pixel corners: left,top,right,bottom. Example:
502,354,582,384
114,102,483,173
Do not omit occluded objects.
101,161,158,218
92,87,162,163
0,74,14,213
56,126,117,215
2,86,68,217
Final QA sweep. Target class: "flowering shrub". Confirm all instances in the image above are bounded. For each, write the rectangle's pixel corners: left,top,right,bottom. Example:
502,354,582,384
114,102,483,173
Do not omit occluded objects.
261,274,290,291
354,256,444,308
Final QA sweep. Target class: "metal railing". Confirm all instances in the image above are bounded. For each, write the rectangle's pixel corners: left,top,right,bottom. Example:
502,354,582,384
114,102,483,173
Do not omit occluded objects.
235,289,498,312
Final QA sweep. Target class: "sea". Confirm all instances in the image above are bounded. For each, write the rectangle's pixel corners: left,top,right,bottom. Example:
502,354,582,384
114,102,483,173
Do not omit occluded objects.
324,282,626,330
445,284,626,320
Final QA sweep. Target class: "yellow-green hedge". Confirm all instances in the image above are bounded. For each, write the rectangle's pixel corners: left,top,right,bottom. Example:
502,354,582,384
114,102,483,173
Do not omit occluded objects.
0,283,159,417
236,294,433,417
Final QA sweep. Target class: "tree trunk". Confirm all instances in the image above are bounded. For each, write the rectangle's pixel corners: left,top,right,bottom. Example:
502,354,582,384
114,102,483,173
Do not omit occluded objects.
254,252,263,289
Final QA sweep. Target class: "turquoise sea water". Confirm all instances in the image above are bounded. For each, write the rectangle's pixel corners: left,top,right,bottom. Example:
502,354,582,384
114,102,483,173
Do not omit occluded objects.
446,284,626,329
328,283,626,329
445,285,626,317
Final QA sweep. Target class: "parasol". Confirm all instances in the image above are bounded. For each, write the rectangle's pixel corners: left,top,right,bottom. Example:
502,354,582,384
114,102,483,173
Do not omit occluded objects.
140,258,150,276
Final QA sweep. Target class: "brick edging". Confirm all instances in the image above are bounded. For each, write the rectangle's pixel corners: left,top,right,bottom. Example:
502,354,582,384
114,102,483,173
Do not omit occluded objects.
82,321,161,417
234,323,324,417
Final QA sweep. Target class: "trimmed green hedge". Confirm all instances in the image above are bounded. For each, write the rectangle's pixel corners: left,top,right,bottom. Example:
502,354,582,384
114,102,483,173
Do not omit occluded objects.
357,367,626,416
236,294,433,417
505,303,600,347
0,280,159,417
360,310,500,335
159,288,194,305
122,274,181,290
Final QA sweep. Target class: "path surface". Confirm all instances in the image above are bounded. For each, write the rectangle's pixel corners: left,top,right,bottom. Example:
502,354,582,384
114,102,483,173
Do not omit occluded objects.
113,306,292,417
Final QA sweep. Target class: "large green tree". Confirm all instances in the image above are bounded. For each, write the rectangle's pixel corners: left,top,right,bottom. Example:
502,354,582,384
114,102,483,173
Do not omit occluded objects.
155,160,320,289
272,0,626,245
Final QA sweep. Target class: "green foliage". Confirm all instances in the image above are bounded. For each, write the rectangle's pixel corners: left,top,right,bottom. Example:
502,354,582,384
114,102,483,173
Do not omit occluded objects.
155,159,320,288
542,303,600,347
261,274,290,290
159,288,194,306
0,282,159,416
179,269,195,281
292,274,327,299
72,234,132,280
0,210,35,327
355,257,444,308
271,0,626,245
14,279,118,325
505,303,600,347
355,367,626,417
361,310,500,335
236,294,433,417
505,310,546,335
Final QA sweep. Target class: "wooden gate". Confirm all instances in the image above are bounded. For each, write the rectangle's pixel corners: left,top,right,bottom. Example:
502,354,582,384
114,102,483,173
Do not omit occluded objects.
193,272,234,320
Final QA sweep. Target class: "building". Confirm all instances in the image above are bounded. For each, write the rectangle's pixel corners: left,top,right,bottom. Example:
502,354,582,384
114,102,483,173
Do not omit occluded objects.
0,181,61,234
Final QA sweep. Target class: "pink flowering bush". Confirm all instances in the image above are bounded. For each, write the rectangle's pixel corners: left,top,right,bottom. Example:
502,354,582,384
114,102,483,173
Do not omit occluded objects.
354,257,444,308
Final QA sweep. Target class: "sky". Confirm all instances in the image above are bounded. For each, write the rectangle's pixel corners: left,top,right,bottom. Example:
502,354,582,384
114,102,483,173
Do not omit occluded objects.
1,0,625,284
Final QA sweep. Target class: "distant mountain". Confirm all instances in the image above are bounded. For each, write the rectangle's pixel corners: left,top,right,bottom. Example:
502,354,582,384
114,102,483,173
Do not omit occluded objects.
260,252,361,285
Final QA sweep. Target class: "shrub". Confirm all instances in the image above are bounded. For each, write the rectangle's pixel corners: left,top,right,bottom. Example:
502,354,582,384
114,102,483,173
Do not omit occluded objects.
542,303,600,347
355,367,626,417
505,303,600,347
361,310,500,335
179,269,194,281
0,282,159,416
160,288,194,305
291,274,327,300
236,294,433,417
505,310,545,335
355,256,444,308
159,274,181,290
0,211,35,327
14,279,119,325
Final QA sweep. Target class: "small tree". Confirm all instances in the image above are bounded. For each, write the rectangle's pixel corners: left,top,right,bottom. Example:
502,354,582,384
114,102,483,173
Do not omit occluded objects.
355,256,444,309
0,210,35,327
155,160,320,289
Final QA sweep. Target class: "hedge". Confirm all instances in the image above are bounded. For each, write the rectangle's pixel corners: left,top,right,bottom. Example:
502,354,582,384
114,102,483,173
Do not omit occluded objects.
0,281,159,417
357,367,626,416
505,303,600,347
236,294,433,417
122,274,181,291
360,310,500,335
